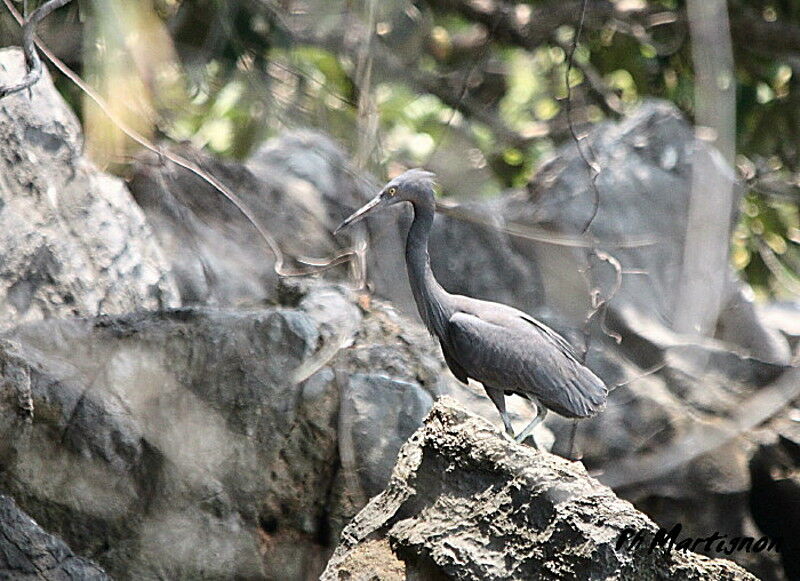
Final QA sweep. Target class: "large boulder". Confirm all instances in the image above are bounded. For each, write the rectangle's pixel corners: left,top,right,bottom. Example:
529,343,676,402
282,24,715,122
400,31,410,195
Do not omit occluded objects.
127,130,544,317
0,281,443,579
505,100,789,364
0,47,178,332
322,399,758,580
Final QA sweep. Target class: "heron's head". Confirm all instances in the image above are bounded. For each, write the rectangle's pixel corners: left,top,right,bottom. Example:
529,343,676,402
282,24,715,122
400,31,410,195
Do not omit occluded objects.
334,169,436,234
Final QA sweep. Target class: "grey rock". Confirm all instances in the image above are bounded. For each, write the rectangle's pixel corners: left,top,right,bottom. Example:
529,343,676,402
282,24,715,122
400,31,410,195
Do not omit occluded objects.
505,100,789,364
0,47,179,332
250,131,544,317
757,300,800,351
322,399,757,581
340,373,433,498
249,131,415,314
132,128,540,318
0,494,109,580
128,145,336,307
0,282,443,579
247,130,375,210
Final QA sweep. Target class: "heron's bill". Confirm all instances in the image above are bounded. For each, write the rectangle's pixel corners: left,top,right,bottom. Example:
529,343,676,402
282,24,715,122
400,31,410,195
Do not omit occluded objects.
334,195,383,234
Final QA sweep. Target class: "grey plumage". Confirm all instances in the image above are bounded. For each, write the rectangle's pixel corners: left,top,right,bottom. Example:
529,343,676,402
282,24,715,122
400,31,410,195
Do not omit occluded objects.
335,168,607,447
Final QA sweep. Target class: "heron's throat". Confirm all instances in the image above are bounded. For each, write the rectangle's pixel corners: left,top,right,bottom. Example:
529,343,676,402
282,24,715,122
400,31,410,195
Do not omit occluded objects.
405,201,450,337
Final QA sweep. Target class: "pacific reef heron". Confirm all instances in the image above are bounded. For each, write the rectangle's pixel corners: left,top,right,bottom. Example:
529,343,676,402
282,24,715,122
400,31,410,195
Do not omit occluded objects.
335,169,607,448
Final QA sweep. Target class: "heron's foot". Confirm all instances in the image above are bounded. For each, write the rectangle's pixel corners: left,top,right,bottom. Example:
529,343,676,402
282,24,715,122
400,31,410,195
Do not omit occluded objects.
515,432,540,449
499,425,515,441
514,403,547,449
499,430,516,444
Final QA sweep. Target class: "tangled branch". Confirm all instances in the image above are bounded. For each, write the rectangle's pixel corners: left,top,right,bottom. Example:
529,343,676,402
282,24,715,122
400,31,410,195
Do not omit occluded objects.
0,0,72,98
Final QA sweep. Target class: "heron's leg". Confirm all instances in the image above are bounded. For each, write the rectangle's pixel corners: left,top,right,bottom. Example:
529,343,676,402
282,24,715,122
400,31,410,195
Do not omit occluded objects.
515,402,548,447
485,386,514,437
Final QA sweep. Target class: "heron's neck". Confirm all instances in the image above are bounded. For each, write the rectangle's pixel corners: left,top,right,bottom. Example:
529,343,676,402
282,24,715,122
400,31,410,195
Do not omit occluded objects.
405,199,450,337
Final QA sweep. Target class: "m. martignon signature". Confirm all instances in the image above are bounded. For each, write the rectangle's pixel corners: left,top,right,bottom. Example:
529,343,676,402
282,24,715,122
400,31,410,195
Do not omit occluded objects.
617,523,781,556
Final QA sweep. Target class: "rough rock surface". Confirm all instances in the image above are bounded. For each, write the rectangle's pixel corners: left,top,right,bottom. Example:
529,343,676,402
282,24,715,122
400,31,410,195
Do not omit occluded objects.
0,495,109,580
505,100,789,364
247,132,412,313
0,281,440,579
127,130,544,317
322,399,757,581
0,47,178,332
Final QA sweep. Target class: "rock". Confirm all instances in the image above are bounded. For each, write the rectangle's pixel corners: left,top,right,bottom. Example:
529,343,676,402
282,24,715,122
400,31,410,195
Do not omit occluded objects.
248,130,416,314
504,100,789,364
322,399,758,581
0,494,109,580
254,131,546,316
340,373,434,499
756,301,800,355
128,145,336,307
128,130,404,310
0,47,178,332
0,281,447,579
248,131,544,316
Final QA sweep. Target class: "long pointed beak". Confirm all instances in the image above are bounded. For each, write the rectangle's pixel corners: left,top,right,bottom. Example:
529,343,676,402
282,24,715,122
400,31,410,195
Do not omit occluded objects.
334,195,384,234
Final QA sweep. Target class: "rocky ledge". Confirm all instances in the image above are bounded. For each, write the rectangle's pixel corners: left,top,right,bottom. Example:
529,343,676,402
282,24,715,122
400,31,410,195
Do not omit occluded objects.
322,398,757,581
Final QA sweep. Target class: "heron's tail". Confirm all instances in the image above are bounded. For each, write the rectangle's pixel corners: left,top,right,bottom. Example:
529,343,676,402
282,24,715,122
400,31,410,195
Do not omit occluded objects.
563,367,608,419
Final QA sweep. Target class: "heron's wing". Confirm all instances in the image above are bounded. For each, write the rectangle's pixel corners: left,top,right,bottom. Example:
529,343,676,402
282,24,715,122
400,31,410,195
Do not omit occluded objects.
517,313,578,358
441,347,469,384
445,311,607,418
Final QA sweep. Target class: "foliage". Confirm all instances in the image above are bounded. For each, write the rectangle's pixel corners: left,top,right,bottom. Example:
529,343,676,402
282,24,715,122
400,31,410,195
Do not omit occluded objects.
2,0,799,298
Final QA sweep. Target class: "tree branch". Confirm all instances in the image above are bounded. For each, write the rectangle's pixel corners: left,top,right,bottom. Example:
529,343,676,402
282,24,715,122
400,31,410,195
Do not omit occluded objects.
0,0,72,98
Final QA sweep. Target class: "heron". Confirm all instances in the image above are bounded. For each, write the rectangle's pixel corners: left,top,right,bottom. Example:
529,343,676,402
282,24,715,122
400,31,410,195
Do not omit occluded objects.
335,169,607,448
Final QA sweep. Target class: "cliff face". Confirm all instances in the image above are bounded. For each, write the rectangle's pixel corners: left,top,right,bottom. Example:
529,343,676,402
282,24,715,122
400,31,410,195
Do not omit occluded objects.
323,399,757,581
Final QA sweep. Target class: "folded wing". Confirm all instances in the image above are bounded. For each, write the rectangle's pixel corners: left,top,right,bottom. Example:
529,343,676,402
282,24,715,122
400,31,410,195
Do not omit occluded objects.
444,308,607,418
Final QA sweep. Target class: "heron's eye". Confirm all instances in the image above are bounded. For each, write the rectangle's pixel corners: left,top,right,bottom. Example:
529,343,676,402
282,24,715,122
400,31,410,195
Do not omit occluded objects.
388,187,397,196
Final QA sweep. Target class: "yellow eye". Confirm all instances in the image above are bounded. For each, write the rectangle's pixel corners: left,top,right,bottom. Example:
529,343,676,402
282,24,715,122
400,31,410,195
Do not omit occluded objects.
388,187,397,196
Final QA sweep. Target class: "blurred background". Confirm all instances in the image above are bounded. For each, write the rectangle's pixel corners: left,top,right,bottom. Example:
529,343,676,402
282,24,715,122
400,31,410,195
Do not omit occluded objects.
1,0,798,300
